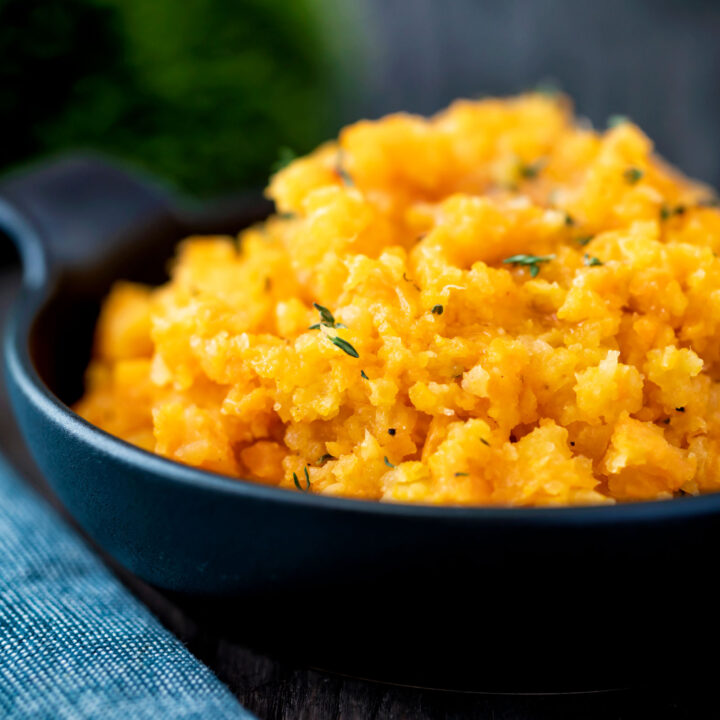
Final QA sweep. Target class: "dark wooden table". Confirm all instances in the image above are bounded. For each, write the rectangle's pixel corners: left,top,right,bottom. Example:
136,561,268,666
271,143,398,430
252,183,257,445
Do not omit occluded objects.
0,258,710,719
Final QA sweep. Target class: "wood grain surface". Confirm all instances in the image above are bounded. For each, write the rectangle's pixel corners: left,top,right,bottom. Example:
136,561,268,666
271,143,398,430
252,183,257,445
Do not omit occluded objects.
0,258,709,719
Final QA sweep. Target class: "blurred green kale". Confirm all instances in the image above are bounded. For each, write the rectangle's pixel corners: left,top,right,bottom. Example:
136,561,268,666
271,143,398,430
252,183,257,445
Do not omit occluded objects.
0,0,343,195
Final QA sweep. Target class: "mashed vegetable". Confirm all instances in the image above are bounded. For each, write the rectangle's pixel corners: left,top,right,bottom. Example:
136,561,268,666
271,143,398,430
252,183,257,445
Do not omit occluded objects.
75,93,720,506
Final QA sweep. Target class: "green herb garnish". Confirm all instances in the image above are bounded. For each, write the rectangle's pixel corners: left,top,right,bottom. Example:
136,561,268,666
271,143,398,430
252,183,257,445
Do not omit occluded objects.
309,302,346,330
607,115,629,128
337,167,353,186
660,204,687,220
335,152,354,186
360,370,368,379
565,213,575,227
403,272,421,291
623,167,644,185
454,472,469,477
330,336,359,358
383,456,395,469
480,438,490,446
502,253,555,278
583,253,603,267
518,159,545,180
431,305,444,315
314,302,335,326
293,466,311,491
317,453,335,465
576,235,594,247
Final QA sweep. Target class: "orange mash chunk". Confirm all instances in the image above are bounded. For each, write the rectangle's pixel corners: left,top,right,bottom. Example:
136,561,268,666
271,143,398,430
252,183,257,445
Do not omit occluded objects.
75,93,720,505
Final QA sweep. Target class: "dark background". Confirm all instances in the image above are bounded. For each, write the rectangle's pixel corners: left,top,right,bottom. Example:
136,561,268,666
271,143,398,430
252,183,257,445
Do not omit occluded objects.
2,1,719,717
2,0,720,195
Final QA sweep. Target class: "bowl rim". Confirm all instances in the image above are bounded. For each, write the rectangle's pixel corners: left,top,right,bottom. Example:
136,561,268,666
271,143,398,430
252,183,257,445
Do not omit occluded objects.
9,288,720,526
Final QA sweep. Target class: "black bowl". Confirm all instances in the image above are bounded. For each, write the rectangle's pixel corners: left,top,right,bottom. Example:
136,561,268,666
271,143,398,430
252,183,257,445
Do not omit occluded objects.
2,155,718,692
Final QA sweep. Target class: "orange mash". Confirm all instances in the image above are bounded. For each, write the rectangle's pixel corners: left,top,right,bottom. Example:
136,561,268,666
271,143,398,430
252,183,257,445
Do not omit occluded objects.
75,93,720,505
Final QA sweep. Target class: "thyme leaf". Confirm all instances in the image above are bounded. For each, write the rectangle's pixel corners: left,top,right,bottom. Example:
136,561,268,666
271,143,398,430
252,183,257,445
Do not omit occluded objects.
502,253,555,278
518,158,546,180
623,167,644,185
607,114,629,128
313,302,335,326
660,204,687,220
330,336,359,358
293,467,311,491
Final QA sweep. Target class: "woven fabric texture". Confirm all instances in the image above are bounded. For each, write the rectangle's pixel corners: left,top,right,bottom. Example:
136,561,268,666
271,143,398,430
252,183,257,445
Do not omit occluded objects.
0,454,251,720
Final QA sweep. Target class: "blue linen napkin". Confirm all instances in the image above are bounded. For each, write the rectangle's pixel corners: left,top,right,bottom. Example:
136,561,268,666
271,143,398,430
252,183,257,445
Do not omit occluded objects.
0,453,253,720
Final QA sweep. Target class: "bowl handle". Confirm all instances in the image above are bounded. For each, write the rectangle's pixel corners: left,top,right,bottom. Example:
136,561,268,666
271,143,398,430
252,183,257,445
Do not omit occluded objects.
0,154,178,288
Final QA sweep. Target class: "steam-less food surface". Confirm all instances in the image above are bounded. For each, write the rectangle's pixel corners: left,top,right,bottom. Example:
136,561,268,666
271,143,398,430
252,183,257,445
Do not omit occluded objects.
76,94,720,506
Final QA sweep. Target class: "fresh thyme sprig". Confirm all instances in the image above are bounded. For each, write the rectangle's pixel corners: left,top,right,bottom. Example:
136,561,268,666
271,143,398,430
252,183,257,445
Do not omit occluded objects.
309,302,346,330
335,151,354,186
623,167,644,185
502,253,556,277
660,204,687,220
583,253,603,267
293,466,311,491
607,114,629,128
518,158,546,180
330,336,359,358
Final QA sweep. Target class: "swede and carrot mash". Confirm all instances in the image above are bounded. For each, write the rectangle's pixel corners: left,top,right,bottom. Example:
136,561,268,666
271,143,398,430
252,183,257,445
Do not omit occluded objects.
76,93,720,506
